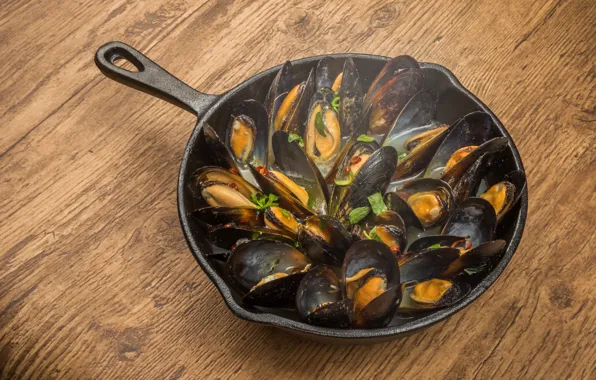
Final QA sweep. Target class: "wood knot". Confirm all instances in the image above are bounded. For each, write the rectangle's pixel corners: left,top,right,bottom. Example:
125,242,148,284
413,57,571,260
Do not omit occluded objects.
370,4,398,29
281,10,317,40
116,327,149,361
549,283,573,309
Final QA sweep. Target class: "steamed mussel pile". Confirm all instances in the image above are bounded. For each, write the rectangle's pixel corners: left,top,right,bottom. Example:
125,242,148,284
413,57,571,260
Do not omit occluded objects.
191,55,526,329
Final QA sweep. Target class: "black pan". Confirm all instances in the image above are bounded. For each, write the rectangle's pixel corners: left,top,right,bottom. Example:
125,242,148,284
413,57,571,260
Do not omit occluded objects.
95,41,527,344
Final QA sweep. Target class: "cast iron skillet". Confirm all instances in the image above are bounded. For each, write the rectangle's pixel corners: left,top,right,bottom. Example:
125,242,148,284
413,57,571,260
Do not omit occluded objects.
95,41,527,344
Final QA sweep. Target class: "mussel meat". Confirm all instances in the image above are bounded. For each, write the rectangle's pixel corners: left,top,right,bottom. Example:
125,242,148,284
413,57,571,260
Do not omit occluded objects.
396,178,454,229
298,215,353,265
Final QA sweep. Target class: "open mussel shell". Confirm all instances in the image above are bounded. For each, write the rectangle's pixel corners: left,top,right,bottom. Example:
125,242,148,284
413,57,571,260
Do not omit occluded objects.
304,100,342,175
207,224,295,249
193,206,264,227
296,265,353,328
368,70,426,135
440,137,509,188
362,210,407,255
272,130,329,214
226,240,311,307
298,215,353,266
334,146,398,226
398,279,471,314
381,90,437,148
396,178,455,229
226,100,268,167
364,55,420,108
441,239,506,278
406,235,468,253
339,58,363,136
192,166,261,208
452,155,490,204
398,247,460,283
424,111,494,178
315,56,343,91
441,197,497,248
264,207,300,237
480,170,527,222
327,140,379,215
342,240,402,328
384,192,424,231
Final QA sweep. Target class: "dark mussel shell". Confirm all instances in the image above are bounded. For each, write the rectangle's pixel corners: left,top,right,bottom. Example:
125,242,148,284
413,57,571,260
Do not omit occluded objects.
424,111,494,178
384,191,425,231
396,178,455,229
406,234,469,253
207,224,295,249
480,170,527,222
226,240,311,306
197,123,249,181
327,140,379,215
192,166,261,208
452,154,490,204
339,58,363,137
315,56,343,91
226,100,269,168
398,279,470,313
296,265,353,328
441,239,506,278
342,240,402,328
272,131,329,214
193,206,264,227
362,210,407,256
334,146,398,226
398,247,460,283
441,197,497,248
264,206,301,237
298,215,353,266
364,55,420,107
440,137,509,188
381,90,437,148
368,70,426,135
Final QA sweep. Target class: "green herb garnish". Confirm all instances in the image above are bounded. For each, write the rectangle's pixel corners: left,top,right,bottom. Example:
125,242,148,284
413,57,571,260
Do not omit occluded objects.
334,171,355,186
363,227,382,241
357,134,375,143
251,193,279,210
367,192,387,215
348,206,371,225
331,93,341,113
428,243,442,249
251,231,262,240
288,133,304,147
315,112,327,137
280,209,291,219
398,152,408,161
464,265,487,275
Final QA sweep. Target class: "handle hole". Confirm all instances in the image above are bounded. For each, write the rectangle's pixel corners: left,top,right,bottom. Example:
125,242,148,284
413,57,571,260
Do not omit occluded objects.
113,56,140,72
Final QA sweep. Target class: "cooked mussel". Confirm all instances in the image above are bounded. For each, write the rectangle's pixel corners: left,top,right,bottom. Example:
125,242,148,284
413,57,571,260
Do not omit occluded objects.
398,279,470,313
298,215,353,265
406,235,469,253
441,197,497,248
315,56,343,91
342,240,402,328
384,191,425,231
365,55,420,107
304,101,341,172
225,100,268,167
207,224,295,249
193,167,261,208
398,247,460,283
360,210,407,256
296,265,353,328
396,178,455,229
440,239,506,278
193,206,263,227
480,170,526,222
264,206,300,237
338,58,363,136
226,240,311,307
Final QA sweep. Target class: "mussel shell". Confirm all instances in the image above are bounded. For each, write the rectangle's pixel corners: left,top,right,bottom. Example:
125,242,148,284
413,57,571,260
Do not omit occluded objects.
208,225,295,250
193,207,264,227
193,166,261,207
342,240,401,292
398,280,470,313
243,272,306,308
396,178,455,229
406,235,468,253
227,100,269,167
452,155,490,204
339,58,363,136
362,210,407,255
384,192,425,231
382,90,437,147
441,239,506,278
424,111,494,178
226,240,311,292
368,70,426,135
440,137,509,188
303,100,342,175
354,284,402,328
365,55,420,107
315,56,343,90
298,215,353,266
334,146,398,226
397,247,460,283
264,207,300,237
296,265,352,327
441,197,497,248
483,170,527,222
272,131,329,214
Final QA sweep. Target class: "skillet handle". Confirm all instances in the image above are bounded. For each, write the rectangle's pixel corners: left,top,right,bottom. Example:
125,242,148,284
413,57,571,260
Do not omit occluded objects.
95,41,219,116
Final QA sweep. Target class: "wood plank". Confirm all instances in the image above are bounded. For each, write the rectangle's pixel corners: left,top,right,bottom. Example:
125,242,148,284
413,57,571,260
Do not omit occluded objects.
0,0,594,378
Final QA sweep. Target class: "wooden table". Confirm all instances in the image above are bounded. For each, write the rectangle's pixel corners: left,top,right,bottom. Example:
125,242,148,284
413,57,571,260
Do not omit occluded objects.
1,0,594,378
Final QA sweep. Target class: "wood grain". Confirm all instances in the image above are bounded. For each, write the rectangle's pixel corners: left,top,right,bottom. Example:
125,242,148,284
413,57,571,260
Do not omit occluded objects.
1,0,594,378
